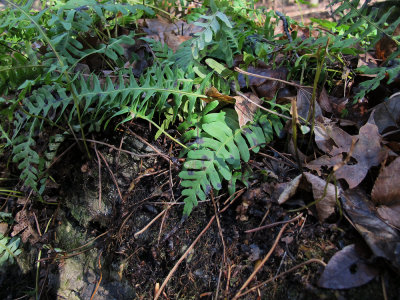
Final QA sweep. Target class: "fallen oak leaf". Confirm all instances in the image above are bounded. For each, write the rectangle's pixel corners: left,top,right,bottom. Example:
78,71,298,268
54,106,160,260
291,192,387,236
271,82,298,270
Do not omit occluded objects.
318,244,379,289
233,93,262,128
371,157,400,229
341,188,400,271
307,123,387,189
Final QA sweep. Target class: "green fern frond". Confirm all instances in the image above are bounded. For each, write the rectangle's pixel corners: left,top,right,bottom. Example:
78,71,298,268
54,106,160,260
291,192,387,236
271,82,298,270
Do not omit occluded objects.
0,234,22,266
0,52,44,92
179,102,286,215
12,122,40,191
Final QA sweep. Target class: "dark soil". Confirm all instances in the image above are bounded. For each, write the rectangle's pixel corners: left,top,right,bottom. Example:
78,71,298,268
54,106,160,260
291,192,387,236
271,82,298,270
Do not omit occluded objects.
2,119,399,299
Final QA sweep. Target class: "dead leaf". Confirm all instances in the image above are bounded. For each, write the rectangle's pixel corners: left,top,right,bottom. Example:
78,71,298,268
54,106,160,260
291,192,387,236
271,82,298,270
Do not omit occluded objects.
318,244,379,289
368,94,400,138
304,172,337,222
296,87,322,121
234,93,262,128
275,174,302,205
314,119,353,156
307,123,387,189
357,52,378,69
11,210,39,244
0,223,8,235
317,87,332,113
375,24,400,62
204,87,235,104
164,32,191,53
341,188,400,271
371,157,400,228
237,66,289,99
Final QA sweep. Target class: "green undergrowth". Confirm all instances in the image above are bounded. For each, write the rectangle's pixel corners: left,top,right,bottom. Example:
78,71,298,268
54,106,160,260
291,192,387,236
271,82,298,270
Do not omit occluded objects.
0,0,399,217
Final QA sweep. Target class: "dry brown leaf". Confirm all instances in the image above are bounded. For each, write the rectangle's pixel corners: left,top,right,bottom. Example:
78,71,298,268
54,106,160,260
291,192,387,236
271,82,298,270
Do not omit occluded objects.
276,174,302,205
11,210,39,244
314,120,353,156
372,157,400,205
317,87,332,113
234,93,262,128
371,157,400,228
237,66,289,99
308,123,387,189
368,94,400,138
341,188,400,271
164,32,192,53
296,87,322,120
375,24,400,61
304,172,337,222
318,244,379,289
204,87,235,104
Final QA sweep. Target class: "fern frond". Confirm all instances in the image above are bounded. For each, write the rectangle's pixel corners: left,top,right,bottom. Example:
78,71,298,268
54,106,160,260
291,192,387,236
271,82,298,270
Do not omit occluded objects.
0,234,22,266
179,103,286,215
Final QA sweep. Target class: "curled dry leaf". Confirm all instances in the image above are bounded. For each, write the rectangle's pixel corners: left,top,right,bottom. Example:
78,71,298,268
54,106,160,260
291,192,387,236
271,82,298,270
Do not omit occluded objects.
371,157,400,228
275,174,302,205
275,173,337,222
341,188,400,271
296,87,322,121
317,87,332,113
318,244,379,289
237,66,290,99
304,172,337,222
204,87,235,104
368,94,400,139
164,32,191,53
234,93,262,128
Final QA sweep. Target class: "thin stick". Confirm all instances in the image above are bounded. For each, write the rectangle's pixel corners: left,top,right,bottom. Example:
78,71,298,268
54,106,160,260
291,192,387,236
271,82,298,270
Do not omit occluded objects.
211,190,226,300
236,258,327,298
97,151,123,202
154,215,216,300
245,213,303,233
235,67,310,89
124,126,172,162
90,251,103,300
77,138,160,158
93,142,102,208
236,91,292,120
232,223,289,300
134,209,167,238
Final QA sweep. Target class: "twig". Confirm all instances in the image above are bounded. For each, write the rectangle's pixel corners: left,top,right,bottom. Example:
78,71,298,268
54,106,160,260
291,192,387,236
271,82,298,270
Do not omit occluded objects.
97,151,123,202
77,138,160,158
236,258,327,298
123,125,172,162
211,190,226,300
232,223,289,300
33,212,42,236
381,274,388,300
154,215,216,300
93,141,102,208
134,209,167,238
235,90,292,120
245,213,303,233
235,67,309,89
90,251,103,300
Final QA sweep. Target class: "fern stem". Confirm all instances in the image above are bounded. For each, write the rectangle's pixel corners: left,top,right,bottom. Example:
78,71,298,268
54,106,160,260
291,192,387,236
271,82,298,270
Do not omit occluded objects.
307,40,329,151
19,108,69,132
140,116,188,149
